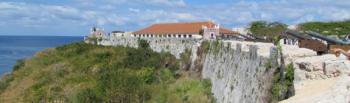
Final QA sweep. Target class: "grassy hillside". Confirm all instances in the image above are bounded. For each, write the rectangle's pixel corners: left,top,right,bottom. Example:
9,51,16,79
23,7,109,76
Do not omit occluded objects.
0,41,213,103
298,20,350,36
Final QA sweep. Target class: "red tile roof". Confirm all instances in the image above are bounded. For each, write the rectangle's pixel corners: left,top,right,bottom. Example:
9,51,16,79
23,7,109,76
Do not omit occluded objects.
134,21,237,35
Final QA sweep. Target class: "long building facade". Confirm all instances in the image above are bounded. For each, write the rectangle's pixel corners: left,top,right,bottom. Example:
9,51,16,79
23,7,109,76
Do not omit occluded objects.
85,21,240,45
133,21,238,40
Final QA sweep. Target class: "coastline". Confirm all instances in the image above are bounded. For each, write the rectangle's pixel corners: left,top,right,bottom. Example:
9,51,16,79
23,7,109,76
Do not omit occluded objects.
0,71,11,80
0,36,83,76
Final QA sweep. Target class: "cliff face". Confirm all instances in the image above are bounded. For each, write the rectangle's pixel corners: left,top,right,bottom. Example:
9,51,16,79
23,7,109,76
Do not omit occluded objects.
201,41,278,103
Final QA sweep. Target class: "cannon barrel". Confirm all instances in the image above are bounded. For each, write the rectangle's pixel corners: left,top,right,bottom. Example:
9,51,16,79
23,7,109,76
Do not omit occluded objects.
306,31,350,45
284,30,312,40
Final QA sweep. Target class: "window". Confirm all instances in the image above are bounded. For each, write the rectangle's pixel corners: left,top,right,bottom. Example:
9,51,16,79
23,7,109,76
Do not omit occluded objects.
184,34,187,38
189,35,192,38
178,34,181,38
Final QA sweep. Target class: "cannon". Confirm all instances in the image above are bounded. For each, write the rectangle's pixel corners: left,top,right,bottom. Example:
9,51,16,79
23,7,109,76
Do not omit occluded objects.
306,31,350,45
284,30,312,40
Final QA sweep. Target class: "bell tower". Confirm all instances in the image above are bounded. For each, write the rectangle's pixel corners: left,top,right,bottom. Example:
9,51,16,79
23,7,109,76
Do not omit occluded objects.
203,22,219,40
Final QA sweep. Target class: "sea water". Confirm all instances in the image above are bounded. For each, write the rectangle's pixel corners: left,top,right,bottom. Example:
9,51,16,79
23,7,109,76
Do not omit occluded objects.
0,36,82,75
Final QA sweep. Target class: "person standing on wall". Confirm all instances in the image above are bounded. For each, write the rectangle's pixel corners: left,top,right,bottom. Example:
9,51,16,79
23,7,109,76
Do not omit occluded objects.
333,48,350,59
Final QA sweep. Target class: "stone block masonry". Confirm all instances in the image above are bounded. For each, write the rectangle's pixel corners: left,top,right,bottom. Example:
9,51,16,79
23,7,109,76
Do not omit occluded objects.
95,36,282,103
99,37,200,58
201,41,278,103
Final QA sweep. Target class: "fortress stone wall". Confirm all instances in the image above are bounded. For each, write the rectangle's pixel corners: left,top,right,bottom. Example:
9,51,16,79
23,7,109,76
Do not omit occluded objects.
96,36,280,103
201,41,278,103
88,34,350,103
99,37,200,58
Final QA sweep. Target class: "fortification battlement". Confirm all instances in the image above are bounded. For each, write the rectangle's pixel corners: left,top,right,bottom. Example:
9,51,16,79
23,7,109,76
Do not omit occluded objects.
106,37,200,43
218,41,276,59
97,36,277,59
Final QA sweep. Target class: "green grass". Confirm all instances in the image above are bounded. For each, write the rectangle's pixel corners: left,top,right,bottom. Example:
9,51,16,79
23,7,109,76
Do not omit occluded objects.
0,40,213,103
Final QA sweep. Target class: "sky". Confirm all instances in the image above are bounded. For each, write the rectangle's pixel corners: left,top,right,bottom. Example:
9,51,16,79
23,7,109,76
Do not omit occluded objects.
0,0,349,36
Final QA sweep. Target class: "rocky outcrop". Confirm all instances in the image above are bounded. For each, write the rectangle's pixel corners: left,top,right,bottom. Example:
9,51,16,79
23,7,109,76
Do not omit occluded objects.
293,54,349,88
282,45,317,65
281,53,350,103
293,55,337,83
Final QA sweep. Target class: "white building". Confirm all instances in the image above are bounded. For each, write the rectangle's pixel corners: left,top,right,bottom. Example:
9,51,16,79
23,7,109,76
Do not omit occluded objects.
133,21,237,40
232,27,249,35
110,31,132,38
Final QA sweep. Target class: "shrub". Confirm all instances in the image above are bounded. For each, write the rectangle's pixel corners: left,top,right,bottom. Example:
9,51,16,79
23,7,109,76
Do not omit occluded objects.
72,88,101,103
271,63,295,102
180,48,192,70
0,74,14,93
1,42,214,103
13,59,25,71
200,41,210,54
138,39,150,49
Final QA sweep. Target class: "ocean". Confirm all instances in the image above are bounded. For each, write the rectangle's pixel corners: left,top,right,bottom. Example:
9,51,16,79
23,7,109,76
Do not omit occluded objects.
0,36,83,75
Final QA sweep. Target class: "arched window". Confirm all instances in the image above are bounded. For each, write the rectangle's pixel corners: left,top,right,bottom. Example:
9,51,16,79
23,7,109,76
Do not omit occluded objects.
178,34,181,38
189,35,192,38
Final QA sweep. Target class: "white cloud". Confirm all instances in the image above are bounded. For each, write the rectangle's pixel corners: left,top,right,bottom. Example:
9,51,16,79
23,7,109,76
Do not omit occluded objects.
146,0,186,6
0,2,22,10
129,8,140,13
172,13,194,20
1,0,350,35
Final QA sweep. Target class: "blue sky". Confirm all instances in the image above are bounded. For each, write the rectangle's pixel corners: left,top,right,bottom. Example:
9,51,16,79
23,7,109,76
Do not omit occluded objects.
0,0,349,36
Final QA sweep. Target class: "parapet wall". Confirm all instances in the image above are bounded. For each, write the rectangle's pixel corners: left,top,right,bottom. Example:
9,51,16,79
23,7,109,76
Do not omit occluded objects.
99,37,200,58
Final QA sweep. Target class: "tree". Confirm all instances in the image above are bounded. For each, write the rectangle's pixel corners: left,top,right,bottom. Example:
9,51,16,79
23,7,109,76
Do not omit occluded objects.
298,21,350,36
248,21,287,38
